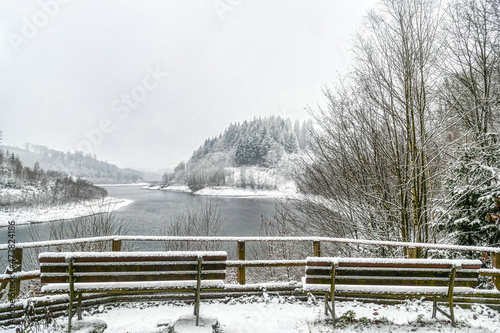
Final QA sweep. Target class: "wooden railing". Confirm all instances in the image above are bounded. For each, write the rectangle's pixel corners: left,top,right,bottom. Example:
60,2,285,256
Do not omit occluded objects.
2,235,500,301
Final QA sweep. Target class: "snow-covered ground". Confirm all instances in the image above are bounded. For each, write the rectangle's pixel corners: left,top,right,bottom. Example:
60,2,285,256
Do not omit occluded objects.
0,197,133,226
2,295,499,332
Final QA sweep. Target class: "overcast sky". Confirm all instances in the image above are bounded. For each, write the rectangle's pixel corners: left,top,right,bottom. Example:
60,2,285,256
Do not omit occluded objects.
0,0,375,171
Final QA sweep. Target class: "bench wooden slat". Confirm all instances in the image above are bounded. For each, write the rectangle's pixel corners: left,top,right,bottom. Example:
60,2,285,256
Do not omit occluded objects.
39,257,66,263
39,255,227,264
306,278,477,288
337,263,454,269
306,277,451,286
306,268,452,277
71,255,226,263
41,280,226,293
41,272,226,284
305,284,452,295
40,262,227,274
307,261,456,269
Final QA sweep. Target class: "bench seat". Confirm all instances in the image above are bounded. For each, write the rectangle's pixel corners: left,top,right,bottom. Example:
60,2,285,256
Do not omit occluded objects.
304,257,482,326
304,283,476,296
39,251,227,333
42,280,226,294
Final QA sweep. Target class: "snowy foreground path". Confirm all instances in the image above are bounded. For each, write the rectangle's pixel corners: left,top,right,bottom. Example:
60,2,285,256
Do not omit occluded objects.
2,295,499,332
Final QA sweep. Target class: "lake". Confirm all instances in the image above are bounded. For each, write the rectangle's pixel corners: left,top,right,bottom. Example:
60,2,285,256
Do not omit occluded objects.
105,185,278,236
8,185,278,249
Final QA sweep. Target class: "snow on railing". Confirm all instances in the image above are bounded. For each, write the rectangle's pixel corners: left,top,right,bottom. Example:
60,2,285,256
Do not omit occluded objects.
2,235,500,253
2,235,500,300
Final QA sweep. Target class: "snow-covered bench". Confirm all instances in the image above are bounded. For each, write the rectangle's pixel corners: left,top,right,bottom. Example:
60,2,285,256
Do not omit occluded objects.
303,257,482,326
39,251,227,332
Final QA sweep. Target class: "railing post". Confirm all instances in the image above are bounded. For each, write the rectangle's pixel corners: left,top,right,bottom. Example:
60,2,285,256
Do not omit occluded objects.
9,248,23,301
313,241,321,257
237,241,245,285
408,247,418,258
492,252,500,290
112,239,122,252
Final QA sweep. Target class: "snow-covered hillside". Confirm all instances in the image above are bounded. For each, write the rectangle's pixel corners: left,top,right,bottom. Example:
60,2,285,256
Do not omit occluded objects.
0,144,144,184
148,165,299,197
161,117,310,194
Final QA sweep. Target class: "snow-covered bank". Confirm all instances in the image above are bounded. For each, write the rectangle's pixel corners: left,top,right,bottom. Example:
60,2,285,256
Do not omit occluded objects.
142,185,192,193
1,295,499,332
143,185,297,198
193,186,290,198
0,197,133,226
142,165,299,198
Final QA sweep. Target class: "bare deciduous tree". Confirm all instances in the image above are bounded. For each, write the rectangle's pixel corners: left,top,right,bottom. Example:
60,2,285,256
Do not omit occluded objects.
441,0,500,137
293,0,443,257
25,206,131,270
161,199,227,251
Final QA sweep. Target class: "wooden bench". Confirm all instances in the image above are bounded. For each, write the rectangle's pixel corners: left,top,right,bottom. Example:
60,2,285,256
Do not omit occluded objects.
303,257,482,326
39,251,227,332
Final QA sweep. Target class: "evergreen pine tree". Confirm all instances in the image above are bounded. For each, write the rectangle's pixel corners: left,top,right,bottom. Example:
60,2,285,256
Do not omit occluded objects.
438,134,500,246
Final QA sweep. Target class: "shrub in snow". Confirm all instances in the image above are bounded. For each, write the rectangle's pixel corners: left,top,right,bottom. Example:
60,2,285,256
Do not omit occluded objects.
436,133,500,248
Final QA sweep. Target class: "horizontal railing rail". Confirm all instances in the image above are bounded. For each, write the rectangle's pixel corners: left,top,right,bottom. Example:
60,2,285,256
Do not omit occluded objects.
2,235,500,302
2,235,500,253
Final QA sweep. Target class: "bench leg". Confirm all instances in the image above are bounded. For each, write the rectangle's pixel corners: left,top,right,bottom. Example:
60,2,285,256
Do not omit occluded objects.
432,296,437,319
323,293,335,325
434,295,456,326
448,297,455,326
331,290,335,325
77,292,83,320
67,258,75,333
195,256,202,326
68,293,73,333
194,295,200,323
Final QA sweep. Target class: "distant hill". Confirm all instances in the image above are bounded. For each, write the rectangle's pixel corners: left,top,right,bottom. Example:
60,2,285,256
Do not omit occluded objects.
0,144,144,184
162,116,312,192
0,148,107,208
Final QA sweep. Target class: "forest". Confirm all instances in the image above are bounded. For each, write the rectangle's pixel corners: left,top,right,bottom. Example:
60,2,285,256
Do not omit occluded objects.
0,141,108,208
162,116,312,191
18,143,144,184
285,0,500,254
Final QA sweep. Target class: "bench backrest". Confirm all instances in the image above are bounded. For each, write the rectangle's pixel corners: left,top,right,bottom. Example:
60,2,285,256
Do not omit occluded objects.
39,251,227,284
305,257,482,288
